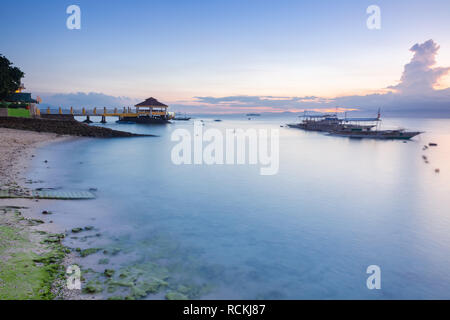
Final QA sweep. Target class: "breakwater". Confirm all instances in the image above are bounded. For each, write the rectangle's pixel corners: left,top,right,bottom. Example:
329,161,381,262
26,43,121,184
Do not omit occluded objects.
0,117,152,138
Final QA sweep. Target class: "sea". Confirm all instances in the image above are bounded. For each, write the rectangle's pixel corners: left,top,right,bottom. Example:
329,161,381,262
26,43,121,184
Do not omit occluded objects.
27,115,450,299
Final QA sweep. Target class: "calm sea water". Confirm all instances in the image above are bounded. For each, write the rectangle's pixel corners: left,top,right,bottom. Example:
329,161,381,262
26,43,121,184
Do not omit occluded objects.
28,115,450,299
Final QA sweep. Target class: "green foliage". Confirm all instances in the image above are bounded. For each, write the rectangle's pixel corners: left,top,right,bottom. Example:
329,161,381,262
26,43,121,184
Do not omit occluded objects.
0,55,25,100
7,108,30,118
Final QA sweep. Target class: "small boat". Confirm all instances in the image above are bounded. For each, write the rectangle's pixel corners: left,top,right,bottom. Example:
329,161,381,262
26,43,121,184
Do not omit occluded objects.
173,113,191,121
246,113,261,116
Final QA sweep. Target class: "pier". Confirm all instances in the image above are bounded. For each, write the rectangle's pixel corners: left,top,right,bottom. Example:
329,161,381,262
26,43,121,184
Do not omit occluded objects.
36,97,174,123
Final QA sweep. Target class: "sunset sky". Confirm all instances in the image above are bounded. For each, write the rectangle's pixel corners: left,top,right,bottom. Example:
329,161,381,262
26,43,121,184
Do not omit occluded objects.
1,0,450,114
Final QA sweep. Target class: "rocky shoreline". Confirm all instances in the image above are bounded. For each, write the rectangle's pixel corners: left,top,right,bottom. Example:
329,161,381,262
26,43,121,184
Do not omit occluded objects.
0,117,153,138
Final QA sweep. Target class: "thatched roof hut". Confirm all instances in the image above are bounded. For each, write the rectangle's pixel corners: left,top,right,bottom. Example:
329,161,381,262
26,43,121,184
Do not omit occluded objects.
135,97,168,108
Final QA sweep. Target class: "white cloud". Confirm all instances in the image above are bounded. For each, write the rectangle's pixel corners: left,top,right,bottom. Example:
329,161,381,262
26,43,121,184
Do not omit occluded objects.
389,39,450,95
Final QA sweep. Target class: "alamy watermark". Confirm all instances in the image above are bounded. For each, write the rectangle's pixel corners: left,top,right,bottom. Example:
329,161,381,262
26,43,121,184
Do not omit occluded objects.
66,265,81,290
66,5,81,30
366,5,381,30
171,121,279,176
366,265,381,290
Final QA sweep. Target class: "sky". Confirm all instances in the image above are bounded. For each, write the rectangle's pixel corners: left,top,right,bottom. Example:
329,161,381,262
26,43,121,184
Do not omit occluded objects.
1,0,450,115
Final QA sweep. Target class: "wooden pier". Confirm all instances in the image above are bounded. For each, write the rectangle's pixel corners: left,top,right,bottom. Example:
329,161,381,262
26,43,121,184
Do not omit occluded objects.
36,97,175,123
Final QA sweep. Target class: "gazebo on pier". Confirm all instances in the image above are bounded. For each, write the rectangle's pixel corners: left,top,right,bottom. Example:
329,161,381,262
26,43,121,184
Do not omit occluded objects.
135,97,168,117
116,97,173,123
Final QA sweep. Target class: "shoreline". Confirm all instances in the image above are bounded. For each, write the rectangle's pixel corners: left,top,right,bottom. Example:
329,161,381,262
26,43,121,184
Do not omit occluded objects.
0,128,82,299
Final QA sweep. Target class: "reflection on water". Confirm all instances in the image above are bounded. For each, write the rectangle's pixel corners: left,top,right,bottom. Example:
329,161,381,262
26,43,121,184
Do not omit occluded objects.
28,116,450,299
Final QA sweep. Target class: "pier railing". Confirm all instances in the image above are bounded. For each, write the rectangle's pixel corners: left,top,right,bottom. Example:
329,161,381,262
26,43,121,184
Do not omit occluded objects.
37,107,168,117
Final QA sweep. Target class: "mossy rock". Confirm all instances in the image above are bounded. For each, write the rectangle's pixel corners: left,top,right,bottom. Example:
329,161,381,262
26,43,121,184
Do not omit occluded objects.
104,269,115,277
71,228,83,233
98,258,109,265
79,248,101,257
103,247,121,256
165,291,188,300
82,280,103,294
107,286,117,293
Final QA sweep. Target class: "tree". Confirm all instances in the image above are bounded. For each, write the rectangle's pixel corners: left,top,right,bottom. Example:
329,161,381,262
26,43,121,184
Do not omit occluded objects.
0,54,25,100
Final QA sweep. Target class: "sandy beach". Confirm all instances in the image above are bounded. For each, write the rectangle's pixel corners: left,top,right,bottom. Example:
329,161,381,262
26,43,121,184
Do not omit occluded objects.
0,128,80,299
0,128,72,188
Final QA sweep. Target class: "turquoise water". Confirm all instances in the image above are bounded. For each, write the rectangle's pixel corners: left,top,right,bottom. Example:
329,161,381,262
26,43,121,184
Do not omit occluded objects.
29,116,450,299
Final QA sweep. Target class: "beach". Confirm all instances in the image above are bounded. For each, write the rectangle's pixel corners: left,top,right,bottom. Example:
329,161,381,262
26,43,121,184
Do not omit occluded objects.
0,128,79,299
0,127,72,188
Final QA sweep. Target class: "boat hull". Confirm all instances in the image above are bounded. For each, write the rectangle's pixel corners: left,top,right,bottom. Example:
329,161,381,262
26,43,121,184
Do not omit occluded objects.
329,131,422,140
117,116,171,124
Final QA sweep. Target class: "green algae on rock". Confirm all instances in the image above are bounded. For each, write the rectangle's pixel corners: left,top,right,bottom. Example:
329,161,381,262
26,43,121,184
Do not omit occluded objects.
78,247,102,257
104,269,115,277
165,291,188,300
0,207,68,300
82,280,103,294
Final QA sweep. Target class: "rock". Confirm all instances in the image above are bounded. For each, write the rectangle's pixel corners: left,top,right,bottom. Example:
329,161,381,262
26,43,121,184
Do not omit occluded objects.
41,210,52,215
98,258,109,265
104,269,115,277
103,247,121,256
165,292,188,300
83,281,103,294
79,248,101,257
429,143,438,147
71,228,83,233
84,226,94,231
0,117,153,138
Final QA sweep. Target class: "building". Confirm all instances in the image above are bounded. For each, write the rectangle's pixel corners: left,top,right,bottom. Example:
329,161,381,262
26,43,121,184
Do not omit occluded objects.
0,84,40,117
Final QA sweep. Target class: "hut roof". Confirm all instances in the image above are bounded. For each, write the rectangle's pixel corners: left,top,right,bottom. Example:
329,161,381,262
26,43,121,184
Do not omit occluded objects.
5,92,38,104
135,97,168,108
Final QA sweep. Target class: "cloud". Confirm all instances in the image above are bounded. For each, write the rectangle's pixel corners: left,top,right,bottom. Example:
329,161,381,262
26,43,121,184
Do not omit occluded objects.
37,92,139,109
389,39,450,95
174,40,450,116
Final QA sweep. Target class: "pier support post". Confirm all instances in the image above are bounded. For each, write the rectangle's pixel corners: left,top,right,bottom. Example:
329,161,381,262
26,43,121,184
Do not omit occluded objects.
83,115,93,124
100,115,107,124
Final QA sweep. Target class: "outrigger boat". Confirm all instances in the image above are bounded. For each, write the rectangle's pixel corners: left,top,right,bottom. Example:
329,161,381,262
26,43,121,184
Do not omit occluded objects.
287,110,423,140
330,121,422,139
173,113,191,121
287,113,376,132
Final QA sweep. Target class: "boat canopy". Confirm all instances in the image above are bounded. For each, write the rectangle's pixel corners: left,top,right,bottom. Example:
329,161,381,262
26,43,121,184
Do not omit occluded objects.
343,117,380,122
